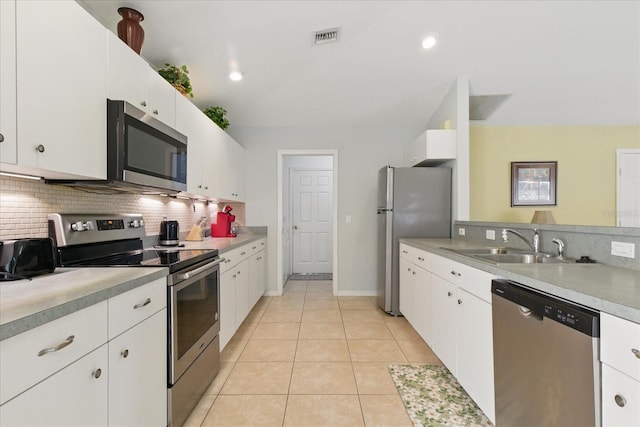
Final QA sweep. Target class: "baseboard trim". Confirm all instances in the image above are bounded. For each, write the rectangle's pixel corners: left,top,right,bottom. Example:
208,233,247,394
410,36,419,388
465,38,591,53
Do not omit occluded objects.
335,290,377,297
263,290,281,297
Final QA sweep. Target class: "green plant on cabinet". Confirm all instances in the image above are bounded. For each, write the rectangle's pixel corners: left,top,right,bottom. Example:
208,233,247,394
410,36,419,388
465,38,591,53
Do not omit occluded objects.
157,63,193,98
203,106,230,130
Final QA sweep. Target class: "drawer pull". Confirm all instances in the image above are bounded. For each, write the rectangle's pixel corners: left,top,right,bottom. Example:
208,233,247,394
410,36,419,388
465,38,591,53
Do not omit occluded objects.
447,291,452,297
93,368,102,379
37,335,75,356
632,348,640,359
614,394,627,407
457,299,462,305
241,251,246,256
133,298,151,309
121,349,129,358
402,250,408,254
417,257,424,261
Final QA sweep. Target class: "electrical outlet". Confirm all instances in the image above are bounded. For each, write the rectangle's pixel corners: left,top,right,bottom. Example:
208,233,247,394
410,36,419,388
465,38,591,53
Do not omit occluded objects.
486,230,496,240
458,227,466,236
611,241,635,258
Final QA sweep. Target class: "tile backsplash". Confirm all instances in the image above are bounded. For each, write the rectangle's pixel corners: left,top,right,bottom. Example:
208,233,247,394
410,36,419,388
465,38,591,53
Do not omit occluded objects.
0,176,244,240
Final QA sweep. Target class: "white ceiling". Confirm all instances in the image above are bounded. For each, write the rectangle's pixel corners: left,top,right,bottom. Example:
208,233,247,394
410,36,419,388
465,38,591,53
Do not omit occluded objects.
80,0,640,129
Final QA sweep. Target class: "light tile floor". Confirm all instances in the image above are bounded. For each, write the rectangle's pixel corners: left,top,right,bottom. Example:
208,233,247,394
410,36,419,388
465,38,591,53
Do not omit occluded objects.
183,280,442,427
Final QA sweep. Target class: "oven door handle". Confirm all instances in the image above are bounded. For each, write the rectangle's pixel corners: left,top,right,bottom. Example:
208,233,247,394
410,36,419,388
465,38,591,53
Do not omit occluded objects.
177,257,225,281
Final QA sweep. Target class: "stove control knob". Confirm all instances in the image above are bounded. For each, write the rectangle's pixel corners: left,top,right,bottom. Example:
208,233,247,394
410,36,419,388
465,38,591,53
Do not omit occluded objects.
139,220,144,227
84,221,95,231
129,220,139,228
71,221,85,232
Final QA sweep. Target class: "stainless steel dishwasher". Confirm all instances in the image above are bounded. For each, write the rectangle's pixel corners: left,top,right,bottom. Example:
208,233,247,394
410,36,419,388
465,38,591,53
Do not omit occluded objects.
491,279,601,427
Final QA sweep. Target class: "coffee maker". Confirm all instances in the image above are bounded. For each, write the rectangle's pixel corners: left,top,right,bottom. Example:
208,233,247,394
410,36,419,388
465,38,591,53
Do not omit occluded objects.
210,206,237,238
158,217,180,246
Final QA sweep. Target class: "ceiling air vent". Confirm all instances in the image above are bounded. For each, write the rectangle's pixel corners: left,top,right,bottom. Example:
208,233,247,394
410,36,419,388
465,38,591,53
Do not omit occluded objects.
314,27,341,45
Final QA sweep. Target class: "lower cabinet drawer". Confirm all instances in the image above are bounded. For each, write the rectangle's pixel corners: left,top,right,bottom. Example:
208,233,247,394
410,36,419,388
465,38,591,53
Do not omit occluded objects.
601,312,640,381
0,301,108,405
602,364,640,427
108,278,167,339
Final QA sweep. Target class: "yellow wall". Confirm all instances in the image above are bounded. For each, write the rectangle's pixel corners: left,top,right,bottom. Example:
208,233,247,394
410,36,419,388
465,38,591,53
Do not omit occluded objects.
470,126,640,226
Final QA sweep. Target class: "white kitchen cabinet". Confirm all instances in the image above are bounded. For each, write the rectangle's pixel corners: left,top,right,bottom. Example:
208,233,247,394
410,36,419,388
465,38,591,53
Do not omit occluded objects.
0,277,167,427
219,240,267,350
175,94,221,198
430,273,458,374
601,312,640,427
456,287,495,422
602,364,640,427
108,309,167,427
249,246,267,308
107,32,175,127
0,345,108,427
399,256,414,322
218,132,246,202
0,0,17,165
15,0,108,179
403,129,456,167
399,245,496,423
220,267,237,350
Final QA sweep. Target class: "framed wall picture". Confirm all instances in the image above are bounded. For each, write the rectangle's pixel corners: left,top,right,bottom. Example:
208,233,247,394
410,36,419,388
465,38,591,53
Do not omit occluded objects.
511,161,557,206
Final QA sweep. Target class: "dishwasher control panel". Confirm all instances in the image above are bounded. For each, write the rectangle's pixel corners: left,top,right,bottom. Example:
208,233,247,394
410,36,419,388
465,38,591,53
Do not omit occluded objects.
492,279,600,337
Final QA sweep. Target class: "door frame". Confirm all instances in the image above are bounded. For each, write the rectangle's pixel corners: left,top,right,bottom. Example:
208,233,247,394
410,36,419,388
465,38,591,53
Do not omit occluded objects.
277,149,339,296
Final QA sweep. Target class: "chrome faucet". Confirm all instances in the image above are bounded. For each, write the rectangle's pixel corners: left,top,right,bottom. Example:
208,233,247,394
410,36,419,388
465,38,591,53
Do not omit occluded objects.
552,238,565,258
501,228,540,253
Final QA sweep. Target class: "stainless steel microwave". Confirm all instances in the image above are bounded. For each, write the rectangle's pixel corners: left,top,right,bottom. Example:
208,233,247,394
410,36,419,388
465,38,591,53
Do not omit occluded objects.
106,99,187,193
47,100,188,194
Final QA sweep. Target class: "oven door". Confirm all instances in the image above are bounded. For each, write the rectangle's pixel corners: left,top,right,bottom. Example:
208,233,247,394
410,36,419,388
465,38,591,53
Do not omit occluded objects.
168,258,221,384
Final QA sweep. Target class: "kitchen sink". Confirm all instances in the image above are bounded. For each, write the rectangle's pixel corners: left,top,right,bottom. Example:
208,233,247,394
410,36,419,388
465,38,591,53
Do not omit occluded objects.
441,246,578,265
443,247,522,255
474,253,575,264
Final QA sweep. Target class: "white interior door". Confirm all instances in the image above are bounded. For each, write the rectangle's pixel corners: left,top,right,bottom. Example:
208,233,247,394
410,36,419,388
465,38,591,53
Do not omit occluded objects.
617,149,640,227
292,169,333,274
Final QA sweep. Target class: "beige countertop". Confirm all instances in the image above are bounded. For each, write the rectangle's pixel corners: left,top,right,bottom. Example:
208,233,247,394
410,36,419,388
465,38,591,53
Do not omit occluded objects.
400,238,640,324
0,267,168,340
0,232,268,341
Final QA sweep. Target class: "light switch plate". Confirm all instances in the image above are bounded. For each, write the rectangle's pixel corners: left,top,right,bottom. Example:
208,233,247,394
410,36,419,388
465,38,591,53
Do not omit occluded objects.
486,230,496,240
611,241,635,258
458,227,466,236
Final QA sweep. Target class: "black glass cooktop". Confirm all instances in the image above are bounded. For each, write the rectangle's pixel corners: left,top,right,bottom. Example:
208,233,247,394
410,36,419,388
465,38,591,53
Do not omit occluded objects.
57,239,218,273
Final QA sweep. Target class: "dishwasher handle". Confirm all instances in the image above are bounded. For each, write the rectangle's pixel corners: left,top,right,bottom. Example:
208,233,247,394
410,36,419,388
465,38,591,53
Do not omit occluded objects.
519,305,543,321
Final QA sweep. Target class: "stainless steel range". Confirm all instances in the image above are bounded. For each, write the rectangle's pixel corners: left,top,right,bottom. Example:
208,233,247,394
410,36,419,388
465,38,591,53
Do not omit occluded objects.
48,213,222,427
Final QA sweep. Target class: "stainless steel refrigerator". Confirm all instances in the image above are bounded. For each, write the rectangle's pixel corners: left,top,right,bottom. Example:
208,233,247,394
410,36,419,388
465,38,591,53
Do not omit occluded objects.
376,166,451,315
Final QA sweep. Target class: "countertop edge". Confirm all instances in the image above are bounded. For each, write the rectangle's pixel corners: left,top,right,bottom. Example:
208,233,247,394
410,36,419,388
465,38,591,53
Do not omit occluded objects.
0,268,168,341
399,238,640,324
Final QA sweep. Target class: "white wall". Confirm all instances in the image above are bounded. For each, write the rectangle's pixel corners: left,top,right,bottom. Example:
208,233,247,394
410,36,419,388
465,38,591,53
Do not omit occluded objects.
229,126,417,295
427,77,470,222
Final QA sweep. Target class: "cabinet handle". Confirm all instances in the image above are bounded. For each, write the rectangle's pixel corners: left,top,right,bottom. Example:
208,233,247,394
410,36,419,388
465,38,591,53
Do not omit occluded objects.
252,246,257,250
402,250,408,254
412,271,416,276
237,271,241,275
121,349,129,358
133,298,151,309
447,291,452,297
140,101,147,107
38,335,75,356
204,186,208,190
632,348,640,359
0,133,4,142
241,252,246,255
93,368,102,379
457,299,462,305
417,257,424,261
35,144,45,153
450,270,461,277
152,109,159,115
614,394,626,407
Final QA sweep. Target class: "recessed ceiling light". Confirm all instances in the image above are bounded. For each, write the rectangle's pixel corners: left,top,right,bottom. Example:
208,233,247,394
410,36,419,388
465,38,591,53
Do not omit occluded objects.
229,71,242,81
421,36,437,49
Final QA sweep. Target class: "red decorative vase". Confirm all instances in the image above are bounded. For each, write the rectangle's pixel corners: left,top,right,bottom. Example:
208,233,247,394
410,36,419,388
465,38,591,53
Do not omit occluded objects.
117,7,144,55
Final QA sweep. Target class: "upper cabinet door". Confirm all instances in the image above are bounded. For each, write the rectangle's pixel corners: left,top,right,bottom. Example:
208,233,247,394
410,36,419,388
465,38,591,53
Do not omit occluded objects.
0,0,17,165
218,131,246,202
107,32,149,112
16,0,108,179
107,32,176,127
